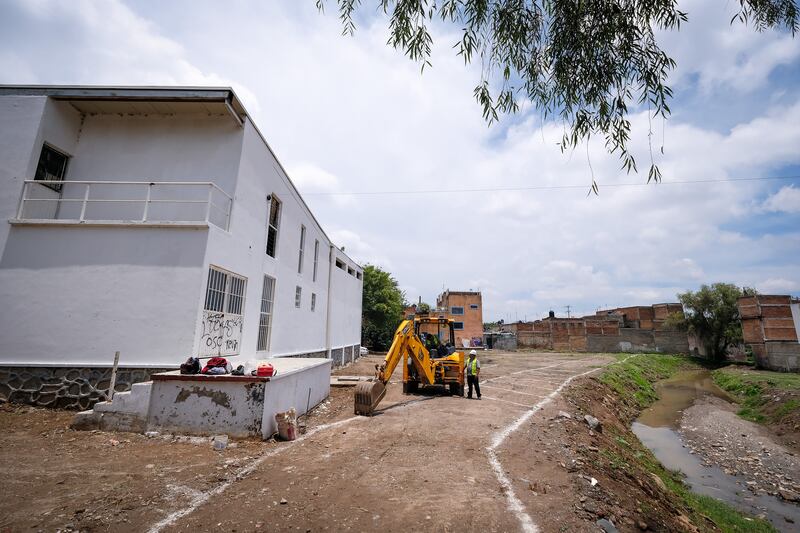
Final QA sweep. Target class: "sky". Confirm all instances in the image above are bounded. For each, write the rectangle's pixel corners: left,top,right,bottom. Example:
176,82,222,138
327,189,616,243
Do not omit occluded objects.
1,0,798,322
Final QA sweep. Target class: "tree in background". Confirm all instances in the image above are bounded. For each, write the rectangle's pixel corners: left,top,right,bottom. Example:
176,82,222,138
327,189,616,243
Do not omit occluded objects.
670,283,756,361
362,265,405,351
316,1,796,189
417,302,432,313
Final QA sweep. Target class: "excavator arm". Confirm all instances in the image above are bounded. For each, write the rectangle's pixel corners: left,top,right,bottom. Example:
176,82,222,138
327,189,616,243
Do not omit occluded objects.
354,319,437,416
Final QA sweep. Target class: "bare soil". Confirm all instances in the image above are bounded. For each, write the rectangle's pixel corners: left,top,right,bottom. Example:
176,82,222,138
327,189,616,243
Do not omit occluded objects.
0,352,712,533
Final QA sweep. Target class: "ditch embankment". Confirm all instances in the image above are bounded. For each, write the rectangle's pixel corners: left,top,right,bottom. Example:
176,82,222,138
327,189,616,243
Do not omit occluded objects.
558,354,798,532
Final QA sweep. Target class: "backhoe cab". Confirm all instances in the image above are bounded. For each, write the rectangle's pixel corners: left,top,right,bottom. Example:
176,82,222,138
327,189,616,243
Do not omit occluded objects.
354,316,465,416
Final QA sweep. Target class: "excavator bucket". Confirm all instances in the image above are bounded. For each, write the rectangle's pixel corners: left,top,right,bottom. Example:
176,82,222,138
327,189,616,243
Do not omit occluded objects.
354,381,386,416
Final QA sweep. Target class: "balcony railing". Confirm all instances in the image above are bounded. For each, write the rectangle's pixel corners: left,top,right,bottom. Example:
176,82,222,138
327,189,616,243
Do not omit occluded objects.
14,180,232,230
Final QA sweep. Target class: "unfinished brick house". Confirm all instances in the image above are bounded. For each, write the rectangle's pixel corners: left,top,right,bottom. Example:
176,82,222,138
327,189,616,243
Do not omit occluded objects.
738,295,800,372
501,303,689,353
436,291,484,347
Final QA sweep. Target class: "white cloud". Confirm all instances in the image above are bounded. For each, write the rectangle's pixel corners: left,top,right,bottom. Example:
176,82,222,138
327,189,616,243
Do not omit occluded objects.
762,185,800,214
659,0,800,93
757,278,800,293
2,0,798,320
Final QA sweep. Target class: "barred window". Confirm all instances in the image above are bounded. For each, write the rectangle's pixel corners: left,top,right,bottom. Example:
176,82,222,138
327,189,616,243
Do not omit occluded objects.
204,267,247,315
295,286,302,308
311,292,317,312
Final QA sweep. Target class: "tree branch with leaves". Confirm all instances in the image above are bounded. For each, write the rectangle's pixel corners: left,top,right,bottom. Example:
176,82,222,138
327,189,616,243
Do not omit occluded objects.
316,0,797,191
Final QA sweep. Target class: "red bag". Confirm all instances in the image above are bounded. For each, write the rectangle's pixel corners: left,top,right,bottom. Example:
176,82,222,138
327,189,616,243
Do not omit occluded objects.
256,363,276,377
201,357,228,374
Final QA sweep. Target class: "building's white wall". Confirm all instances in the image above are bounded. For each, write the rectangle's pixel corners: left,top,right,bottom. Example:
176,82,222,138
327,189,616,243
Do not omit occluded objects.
70,113,243,195
197,120,362,363
0,99,248,367
329,249,364,349
0,226,208,366
0,96,48,251
0,94,363,369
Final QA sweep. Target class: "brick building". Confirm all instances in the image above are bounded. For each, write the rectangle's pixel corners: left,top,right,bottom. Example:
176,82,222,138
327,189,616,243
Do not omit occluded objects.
501,303,688,353
436,291,484,348
738,295,800,372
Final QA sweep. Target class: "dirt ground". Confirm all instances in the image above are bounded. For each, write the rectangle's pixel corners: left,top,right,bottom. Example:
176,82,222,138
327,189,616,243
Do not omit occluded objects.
1,351,622,532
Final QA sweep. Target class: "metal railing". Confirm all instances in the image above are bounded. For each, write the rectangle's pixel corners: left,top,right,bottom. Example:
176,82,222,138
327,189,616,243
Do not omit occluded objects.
15,180,233,230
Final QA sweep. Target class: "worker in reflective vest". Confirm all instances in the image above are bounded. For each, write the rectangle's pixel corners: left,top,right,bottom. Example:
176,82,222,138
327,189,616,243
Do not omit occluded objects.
465,350,481,400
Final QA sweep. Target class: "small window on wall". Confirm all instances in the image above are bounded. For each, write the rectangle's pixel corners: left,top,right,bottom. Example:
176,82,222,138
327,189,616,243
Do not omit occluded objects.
266,195,281,258
313,240,319,282
298,225,306,274
348,267,355,276
35,144,70,192
470,304,479,309
311,293,317,312
453,322,464,330
451,306,465,315
356,271,362,280
295,286,302,308
335,259,345,270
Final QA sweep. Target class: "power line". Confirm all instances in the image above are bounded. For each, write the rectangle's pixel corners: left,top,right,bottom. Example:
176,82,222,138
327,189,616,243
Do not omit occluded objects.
302,174,800,197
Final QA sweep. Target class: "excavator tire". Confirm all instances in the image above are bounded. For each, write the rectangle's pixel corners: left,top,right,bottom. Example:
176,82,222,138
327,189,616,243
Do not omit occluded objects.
449,382,463,397
354,381,386,416
402,381,419,394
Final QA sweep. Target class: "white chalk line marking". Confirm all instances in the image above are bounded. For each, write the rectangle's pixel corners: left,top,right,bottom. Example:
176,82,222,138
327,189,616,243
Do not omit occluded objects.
482,385,546,398
482,357,595,384
146,415,361,532
482,396,534,408
146,395,434,532
486,354,638,533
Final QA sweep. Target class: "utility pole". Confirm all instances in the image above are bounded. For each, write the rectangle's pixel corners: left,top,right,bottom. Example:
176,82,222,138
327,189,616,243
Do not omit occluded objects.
564,305,572,319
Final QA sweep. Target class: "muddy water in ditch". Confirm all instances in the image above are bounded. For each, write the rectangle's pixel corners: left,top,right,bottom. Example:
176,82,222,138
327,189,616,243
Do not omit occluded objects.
632,370,800,531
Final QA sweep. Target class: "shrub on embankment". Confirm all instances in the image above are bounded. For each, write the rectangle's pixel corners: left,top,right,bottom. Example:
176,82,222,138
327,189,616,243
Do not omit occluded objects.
563,354,775,533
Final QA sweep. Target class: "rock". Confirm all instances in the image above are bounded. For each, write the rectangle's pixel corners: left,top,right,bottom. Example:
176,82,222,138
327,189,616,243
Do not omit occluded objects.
556,411,572,420
212,435,229,451
637,520,648,530
596,518,618,533
649,473,667,493
280,497,288,504
584,415,602,432
778,487,799,502
145,431,159,438
109,439,120,446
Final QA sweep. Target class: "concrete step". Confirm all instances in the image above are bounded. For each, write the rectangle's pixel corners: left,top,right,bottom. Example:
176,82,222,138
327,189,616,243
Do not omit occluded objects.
94,381,152,416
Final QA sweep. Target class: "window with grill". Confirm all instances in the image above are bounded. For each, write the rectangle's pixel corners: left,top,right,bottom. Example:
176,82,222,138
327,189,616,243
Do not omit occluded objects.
313,240,319,282
453,322,464,330
298,225,306,274
257,275,276,351
470,304,479,309
451,306,465,315
266,195,281,258
311,292,317,312
204,267,247,315
295,286,302,308
35,144,70,192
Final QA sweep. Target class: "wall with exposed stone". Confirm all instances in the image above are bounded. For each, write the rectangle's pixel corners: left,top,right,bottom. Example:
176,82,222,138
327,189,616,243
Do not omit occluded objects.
0,366,172,410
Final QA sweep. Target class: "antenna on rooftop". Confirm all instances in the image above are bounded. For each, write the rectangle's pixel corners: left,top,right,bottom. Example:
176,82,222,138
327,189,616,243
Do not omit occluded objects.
564,305,572,318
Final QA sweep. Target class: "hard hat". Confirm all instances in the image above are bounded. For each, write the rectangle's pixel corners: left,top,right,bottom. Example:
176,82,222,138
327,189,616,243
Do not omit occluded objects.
469,350,477,356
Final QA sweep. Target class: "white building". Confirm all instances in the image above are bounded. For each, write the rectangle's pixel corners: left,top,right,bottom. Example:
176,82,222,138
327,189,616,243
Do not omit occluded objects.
0,86,363,408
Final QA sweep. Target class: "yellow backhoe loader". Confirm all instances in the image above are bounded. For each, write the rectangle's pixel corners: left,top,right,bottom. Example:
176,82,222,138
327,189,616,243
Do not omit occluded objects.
354,316,465,416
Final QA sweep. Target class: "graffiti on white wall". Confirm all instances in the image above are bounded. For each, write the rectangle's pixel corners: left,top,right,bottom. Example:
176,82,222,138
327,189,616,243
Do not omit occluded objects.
200,311,243,356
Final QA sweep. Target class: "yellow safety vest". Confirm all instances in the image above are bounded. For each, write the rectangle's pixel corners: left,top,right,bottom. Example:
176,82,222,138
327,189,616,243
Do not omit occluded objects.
469,358,478,375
